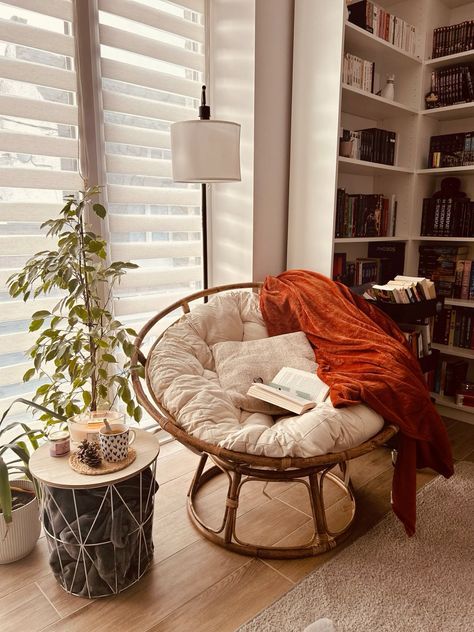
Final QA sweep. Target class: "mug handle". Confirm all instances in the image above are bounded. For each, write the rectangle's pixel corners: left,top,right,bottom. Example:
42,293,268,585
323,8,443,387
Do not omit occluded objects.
129,429,136,445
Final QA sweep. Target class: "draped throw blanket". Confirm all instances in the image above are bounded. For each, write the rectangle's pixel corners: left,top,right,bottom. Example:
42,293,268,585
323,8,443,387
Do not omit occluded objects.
260,270,454,536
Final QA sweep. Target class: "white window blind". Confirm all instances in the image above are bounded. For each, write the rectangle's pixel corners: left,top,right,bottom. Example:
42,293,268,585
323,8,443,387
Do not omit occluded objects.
98,0,205,331
0,0,80,413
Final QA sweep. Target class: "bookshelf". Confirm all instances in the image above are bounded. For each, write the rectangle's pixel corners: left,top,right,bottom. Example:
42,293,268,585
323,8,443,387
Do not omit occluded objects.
288,0,474,424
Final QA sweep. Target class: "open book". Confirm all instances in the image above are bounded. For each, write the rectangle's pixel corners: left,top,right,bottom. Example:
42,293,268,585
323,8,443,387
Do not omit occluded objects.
247,367,330,415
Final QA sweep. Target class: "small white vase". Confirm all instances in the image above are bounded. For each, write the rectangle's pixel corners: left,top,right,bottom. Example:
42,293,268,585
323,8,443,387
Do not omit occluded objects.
381,75,395,101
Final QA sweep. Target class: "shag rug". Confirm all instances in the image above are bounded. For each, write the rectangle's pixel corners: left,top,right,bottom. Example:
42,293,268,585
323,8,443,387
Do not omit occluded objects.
238,461,474,632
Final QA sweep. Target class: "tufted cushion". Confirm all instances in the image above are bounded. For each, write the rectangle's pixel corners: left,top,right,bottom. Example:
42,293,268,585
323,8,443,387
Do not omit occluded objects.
212,332,316,414
147,291,384,458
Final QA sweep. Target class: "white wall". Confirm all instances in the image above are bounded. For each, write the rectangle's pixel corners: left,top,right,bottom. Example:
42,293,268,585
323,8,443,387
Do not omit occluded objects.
208,0,293,285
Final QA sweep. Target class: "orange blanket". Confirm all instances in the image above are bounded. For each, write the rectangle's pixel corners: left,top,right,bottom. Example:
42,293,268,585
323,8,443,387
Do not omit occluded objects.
260,270,454,536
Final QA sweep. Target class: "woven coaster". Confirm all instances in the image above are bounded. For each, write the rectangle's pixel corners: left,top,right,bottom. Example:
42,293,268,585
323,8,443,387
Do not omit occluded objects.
69,447,137,475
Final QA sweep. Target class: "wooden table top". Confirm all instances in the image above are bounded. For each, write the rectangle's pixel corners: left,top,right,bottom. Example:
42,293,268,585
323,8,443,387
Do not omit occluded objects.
29,428,160,489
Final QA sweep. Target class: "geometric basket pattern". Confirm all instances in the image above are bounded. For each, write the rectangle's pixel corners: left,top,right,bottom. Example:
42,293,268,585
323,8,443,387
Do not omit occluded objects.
38,461,158,598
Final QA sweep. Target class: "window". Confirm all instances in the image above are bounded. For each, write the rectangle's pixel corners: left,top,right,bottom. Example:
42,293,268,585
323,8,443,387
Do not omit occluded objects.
0,0,205,421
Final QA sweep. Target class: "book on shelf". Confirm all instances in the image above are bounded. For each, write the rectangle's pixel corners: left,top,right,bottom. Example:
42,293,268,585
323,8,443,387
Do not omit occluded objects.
433,305,474,349
420,197,473,237
425,64,474,109
418,245,474,299
348,0,417,56
247,367,330,415
367,241,405,284
340,128,396,165
335,189,396,238
428,131,474,169
343,53,375,93
398,322,432,359
432,20,474,59
433,358,469,398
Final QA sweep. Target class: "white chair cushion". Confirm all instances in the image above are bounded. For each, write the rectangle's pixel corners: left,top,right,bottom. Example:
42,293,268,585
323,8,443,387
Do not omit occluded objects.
148,291,384,458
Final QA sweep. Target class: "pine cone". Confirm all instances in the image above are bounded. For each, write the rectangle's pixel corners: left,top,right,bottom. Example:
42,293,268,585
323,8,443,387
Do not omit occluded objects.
76,439,102,467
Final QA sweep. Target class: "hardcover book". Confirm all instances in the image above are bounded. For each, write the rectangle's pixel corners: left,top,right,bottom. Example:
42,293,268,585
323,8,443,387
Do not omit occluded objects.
247,367,330,415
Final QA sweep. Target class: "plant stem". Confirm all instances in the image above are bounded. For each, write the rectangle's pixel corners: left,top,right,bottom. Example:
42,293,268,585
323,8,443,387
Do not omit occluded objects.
78,202,98,411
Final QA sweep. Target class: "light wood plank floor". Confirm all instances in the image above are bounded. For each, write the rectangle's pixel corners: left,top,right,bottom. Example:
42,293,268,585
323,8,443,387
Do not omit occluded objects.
1,419,473,632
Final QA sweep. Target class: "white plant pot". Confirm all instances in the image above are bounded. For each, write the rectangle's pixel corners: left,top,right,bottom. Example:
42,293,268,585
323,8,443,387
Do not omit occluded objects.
0,479,41,564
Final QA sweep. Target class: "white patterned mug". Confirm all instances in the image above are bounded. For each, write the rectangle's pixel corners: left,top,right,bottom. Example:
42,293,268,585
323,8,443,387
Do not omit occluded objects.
99,424,136,462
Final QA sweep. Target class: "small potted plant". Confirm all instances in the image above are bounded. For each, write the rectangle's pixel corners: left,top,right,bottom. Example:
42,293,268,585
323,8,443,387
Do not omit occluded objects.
0,419,43,564
6,186,143,433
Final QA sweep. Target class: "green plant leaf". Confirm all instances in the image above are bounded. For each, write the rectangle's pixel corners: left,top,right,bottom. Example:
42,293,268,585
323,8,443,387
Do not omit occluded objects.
31,310,51,319
29,319,44,332
0,456,12,525
23,368,36,382
82,391,92,407
102,353,117,363
93,203,107,219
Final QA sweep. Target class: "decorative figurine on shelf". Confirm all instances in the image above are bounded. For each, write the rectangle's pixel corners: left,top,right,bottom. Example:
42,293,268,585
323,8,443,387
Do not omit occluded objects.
425,71,439,109
380,75,395,101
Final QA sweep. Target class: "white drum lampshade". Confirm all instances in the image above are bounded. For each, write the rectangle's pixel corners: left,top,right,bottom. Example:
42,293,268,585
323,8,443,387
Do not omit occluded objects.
170,119,241,183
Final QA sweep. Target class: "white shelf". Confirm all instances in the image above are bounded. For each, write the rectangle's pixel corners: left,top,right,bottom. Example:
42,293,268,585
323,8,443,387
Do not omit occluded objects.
341,84,418,119
430,393,474,424
338,156,413,176
431,343,474,359
417,165,474,176
425,49,474,69
335,236,408,243
414,236,474,242
344,21,422,67
421,102,474,121
445,298,474,308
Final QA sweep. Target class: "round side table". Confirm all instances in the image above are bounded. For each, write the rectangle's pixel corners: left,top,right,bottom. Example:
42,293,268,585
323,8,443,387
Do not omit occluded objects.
30,428,160,599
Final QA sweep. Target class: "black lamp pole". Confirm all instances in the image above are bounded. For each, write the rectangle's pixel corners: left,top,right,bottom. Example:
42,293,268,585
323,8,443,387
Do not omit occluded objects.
199,85,210,292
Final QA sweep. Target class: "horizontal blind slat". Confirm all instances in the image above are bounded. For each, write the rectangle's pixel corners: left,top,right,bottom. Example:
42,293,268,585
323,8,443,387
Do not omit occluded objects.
111,239,202,260
108,185,200,206
118,265,201,289
106,154,171,178
0,57,76,92
2,297,57,322
0,234,56,255
168,0,204,13
0,168,82,190
0,362,31,387
109,214,201,233
0,131,78,159
101,59,200,100
0,94,78,125
114,289,194,317
0,331,37,354
0,392,36,415
0,203,61,222
104,124,170,150
102,90,196,123
5,0,73,21
99,0,204,43
0,19,74,56
99,24,204,72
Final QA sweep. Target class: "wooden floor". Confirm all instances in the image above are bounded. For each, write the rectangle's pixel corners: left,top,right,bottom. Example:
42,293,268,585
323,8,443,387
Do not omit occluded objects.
2,418,474,632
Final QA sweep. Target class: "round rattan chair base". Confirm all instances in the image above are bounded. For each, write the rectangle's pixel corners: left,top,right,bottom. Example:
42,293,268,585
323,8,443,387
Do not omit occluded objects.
186,455,356,560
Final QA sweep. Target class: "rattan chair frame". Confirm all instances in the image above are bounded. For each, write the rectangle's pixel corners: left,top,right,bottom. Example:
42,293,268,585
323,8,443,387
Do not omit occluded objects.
131,283,397,559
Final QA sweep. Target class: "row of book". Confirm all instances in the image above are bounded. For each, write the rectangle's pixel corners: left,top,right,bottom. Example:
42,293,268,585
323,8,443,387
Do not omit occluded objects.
426,64,474,109
340,128,396,165
342,53,375,93
432,20,474,59
334,242,406,288
420,197,474,238
368,276,436,304
433,305,474,350
431,357,469,400
428,131,474,168
335,190,396,238
398,321,432,359
417,245,472,300
348,1,417,56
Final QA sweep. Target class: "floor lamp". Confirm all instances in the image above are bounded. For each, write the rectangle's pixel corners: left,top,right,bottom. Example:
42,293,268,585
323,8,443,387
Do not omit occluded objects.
170,86,241,292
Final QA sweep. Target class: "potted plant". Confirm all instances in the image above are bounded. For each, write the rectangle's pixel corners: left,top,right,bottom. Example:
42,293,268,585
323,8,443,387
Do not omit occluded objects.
0,418,43,563
6,186,143,430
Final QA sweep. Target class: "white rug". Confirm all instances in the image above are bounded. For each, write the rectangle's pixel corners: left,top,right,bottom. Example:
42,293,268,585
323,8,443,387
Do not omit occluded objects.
239,462,474,632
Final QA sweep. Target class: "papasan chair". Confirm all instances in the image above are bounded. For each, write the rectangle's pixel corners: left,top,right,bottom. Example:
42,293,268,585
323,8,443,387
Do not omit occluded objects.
131,283,397,559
